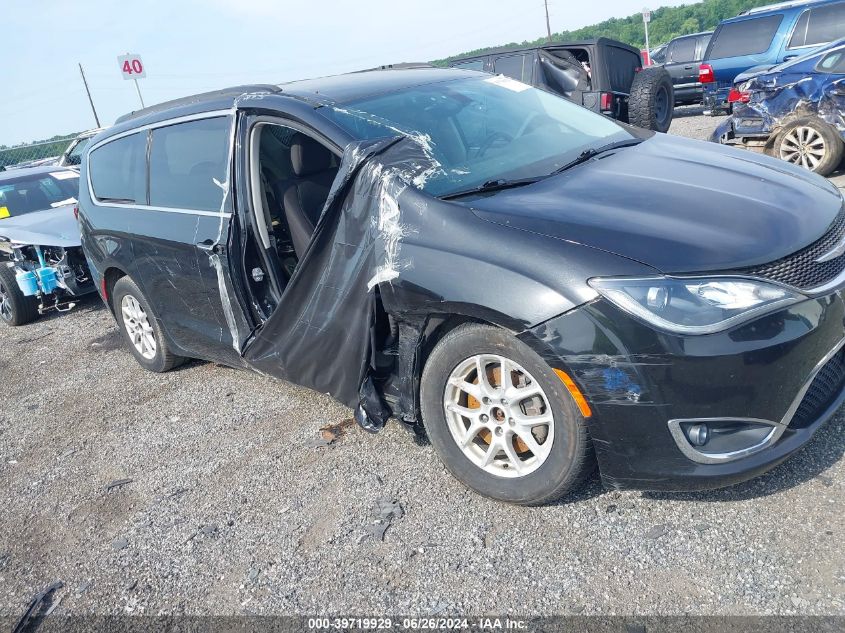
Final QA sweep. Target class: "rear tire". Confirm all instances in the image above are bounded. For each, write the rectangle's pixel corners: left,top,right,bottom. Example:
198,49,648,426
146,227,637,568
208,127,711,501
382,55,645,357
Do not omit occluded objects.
420,323,594,505
773,117,844,176
628,67,674,132
0,264,38,326
112,276,184,372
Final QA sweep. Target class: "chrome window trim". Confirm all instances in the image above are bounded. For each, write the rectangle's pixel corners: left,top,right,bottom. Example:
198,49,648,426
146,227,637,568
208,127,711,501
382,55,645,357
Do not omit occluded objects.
85,109,234,218
668,336,845,464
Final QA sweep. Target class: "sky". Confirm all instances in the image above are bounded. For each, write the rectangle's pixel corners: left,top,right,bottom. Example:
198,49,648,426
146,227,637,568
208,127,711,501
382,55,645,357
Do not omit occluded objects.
4,0,692,146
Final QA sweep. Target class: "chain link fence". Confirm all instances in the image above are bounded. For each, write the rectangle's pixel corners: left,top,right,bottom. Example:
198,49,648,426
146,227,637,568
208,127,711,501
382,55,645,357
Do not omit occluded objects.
0,136,77,171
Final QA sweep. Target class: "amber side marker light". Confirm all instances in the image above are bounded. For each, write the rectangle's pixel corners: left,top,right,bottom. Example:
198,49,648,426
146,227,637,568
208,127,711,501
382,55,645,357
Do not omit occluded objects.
553,369,592,418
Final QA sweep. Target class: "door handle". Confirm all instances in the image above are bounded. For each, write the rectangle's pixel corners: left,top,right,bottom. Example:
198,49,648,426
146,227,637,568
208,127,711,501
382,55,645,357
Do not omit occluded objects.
783,55,798,61
684,65,694,70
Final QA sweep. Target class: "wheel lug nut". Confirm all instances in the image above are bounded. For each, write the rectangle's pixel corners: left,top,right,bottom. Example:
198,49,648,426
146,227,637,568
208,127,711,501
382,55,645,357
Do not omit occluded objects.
508,418,514,425
480,414,489,422
483,397,490,404
501,399,508,405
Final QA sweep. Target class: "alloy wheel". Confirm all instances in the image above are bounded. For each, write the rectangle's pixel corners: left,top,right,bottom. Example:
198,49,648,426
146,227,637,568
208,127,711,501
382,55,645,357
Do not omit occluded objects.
0,280,11,322
780,126,827,171
121,294,157,359
443,354,554,478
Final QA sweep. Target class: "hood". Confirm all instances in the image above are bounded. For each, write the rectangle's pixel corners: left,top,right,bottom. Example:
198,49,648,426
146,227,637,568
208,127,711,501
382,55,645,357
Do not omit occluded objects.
466,134,843,273
0,204,81,247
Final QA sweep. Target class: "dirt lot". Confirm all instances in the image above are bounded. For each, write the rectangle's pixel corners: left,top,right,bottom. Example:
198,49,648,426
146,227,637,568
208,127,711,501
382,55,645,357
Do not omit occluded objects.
1,110,844,620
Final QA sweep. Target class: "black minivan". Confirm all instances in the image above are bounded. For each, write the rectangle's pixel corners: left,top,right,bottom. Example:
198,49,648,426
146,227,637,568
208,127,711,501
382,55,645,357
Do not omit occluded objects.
80,67,845,505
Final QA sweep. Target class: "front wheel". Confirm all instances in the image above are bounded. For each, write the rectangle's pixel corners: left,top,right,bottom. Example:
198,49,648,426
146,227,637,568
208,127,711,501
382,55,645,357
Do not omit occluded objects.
774,118,844,176
420,324,594,505
112,276,184,372
0,264,38,326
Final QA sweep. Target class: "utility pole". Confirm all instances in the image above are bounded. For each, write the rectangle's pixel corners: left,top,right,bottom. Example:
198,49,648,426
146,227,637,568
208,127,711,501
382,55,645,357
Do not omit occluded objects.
544,0,552,42
78,63,101,128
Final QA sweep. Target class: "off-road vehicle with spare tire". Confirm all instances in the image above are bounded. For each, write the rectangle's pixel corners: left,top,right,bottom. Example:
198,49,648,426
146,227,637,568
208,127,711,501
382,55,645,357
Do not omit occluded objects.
448,37,674,132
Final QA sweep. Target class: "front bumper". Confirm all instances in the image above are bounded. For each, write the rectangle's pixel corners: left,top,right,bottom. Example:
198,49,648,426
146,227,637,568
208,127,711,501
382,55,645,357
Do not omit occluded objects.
526,290,845,491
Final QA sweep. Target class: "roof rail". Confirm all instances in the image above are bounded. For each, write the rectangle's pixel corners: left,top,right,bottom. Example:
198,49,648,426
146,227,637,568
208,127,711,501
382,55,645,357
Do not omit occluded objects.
114,84,281,124
355,62,435,72
739,0,819,15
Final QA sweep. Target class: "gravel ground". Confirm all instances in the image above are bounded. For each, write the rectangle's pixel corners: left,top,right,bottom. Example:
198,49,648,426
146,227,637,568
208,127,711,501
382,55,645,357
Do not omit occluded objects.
1,110,844,620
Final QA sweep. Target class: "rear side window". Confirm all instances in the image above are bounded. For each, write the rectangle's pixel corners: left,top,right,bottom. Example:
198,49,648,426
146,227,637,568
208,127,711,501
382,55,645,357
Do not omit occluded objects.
89,133,147,203
789,3,845,48
453,59,486,71
668,37,697,63
708,15,783,59
149,117,230,212
494,54,532,83
605,47,640,92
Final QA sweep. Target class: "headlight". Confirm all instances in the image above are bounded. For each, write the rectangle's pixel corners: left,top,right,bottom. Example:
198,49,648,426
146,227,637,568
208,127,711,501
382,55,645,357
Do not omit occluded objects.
588,276,805,335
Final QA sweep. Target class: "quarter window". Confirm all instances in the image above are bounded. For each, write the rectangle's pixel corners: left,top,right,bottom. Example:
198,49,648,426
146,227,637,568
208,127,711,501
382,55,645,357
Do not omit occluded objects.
494,54,532,83
707,15,783,59
818,49,845,73
789,3,845,48
669,38,697,63
89,132,147,203
149,117,231,212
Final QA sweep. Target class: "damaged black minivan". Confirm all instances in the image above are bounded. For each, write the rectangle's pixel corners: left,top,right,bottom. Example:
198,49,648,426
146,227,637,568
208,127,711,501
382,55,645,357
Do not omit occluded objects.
80,68,845,505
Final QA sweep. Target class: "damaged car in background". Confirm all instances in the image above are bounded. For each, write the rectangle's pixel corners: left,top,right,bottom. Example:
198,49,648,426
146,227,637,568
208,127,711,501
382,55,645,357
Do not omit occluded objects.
0,166,94,326
79,67,845,505
712,38,845,175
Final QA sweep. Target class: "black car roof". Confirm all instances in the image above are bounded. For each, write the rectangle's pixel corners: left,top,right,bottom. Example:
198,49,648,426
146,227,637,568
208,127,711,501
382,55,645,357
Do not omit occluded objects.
0,165,77,183
450,37,641,62
101,67,484,143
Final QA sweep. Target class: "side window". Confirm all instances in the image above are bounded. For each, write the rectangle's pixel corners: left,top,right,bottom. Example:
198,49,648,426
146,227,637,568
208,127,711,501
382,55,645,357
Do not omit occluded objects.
494,54,532,83
818,49,845,73
89,132,147,203
454,59,486,71
149,117,231,212
790,3,845,48
708,15,784,59
668,38,697,63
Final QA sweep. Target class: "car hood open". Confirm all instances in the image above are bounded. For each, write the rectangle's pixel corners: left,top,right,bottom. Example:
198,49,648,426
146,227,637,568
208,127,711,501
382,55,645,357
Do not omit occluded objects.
0,204,81,247
466,134,843,273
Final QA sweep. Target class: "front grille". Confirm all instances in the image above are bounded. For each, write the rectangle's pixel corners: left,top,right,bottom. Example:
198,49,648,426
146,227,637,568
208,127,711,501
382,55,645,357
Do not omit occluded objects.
791,350,845,428
737,208,845,291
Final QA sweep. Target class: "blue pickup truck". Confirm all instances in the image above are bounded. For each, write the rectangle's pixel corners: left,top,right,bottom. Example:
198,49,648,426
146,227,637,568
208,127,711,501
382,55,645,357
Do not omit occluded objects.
701,0,845,114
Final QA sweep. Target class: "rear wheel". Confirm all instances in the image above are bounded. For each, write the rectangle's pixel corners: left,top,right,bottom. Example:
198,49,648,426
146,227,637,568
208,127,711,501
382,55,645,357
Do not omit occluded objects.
112,276,184,372
420,324,594,505
774,118,844,176
0,264,38,326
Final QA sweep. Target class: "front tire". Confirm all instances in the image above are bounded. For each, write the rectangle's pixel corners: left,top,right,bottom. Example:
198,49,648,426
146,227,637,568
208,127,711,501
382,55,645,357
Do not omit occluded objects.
420,324,594,505
112,276,184,372
0,264,38,326
774,117,844,176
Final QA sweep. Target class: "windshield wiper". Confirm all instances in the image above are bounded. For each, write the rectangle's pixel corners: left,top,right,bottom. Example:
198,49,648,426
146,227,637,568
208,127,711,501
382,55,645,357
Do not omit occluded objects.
440,177,540,200
552,138,644,175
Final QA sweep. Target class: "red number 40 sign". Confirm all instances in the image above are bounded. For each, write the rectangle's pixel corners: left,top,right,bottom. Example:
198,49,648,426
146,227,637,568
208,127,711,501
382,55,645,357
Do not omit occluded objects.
117,54,147,80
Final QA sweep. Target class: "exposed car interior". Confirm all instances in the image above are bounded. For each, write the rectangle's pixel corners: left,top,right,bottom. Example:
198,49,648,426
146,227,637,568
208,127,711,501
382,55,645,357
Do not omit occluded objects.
245,122,340,320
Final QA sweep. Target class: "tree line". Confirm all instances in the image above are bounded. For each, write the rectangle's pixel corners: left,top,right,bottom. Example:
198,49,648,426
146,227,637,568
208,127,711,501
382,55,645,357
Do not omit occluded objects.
434,0,778,64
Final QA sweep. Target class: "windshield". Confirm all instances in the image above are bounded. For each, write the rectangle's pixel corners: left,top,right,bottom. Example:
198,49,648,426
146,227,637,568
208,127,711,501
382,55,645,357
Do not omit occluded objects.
0,171,79,219
63,137,93,166
320,75,633,197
